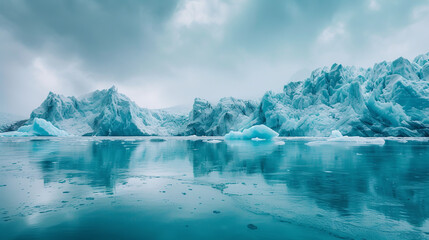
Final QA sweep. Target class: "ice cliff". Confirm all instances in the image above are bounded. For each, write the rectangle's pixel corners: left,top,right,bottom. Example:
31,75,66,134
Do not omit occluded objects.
7,52,429,137
29,86,188,136
257,53,429,136
185,97,259,136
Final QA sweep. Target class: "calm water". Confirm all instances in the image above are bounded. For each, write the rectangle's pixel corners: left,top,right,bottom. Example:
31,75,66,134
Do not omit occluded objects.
0,137,429,240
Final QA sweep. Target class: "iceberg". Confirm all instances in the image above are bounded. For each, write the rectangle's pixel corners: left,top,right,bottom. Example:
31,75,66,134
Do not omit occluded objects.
0,118,70,137
16,52,429,137
30,86,188,136
225,125,279,140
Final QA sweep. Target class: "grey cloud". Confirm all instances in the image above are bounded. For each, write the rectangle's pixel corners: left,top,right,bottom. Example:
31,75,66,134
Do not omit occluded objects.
0,0,428,116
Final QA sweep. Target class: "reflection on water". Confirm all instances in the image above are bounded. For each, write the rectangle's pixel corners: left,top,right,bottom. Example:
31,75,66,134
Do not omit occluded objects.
0,137,429,239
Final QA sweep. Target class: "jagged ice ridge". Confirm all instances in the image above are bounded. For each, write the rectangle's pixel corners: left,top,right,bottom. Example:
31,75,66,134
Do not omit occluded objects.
2,52,429,137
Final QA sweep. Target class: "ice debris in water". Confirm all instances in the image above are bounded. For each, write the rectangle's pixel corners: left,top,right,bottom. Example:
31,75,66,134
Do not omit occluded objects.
225,125,279,140
0,118,70,137
307,130,385,146
203,139,222,143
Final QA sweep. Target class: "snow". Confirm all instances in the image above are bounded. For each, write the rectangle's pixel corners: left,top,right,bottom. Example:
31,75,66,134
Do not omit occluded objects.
0,118,70,137
225,125,279,140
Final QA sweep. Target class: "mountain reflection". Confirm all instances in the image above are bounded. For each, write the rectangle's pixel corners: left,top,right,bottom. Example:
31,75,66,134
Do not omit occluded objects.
31,138,429,227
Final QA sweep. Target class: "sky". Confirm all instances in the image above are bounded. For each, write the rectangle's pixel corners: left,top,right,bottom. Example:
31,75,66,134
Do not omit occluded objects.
1,0,429,116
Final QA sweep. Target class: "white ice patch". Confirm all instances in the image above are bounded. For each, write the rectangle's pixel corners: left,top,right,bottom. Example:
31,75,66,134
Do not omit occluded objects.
204,139,222,144
306,130,385,146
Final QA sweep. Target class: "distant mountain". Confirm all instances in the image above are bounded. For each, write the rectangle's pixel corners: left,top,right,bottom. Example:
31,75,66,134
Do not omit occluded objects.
25,52,429,137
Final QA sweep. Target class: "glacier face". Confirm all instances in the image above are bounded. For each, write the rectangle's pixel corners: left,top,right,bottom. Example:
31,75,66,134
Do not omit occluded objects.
15,52,429,137
30,86,188,136
185,97,259,136
258,54,429,137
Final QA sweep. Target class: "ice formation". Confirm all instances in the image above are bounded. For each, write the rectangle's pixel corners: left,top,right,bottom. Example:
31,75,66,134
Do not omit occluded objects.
7,52,429,137
258,54,429,137
192,53,429,137
225,125,279,140
0,118,69,137
30,86,188,136
306,130,385,146
185,97,259,136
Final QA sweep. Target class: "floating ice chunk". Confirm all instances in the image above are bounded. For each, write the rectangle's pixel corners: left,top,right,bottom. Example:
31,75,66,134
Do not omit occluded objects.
0,118,70,137
326,137,385,145
204,139,222,143
330,130,343,138
225,125,279,140
251,137,265,141
306,129,385,146
274,141,285,145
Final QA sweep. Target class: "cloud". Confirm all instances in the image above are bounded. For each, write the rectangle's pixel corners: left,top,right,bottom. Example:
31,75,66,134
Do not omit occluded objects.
317,22,346,44
173,0,232,27
0,0,429,116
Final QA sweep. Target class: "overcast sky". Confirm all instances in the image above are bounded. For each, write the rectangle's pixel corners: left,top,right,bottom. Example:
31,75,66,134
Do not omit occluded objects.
1,0,429,116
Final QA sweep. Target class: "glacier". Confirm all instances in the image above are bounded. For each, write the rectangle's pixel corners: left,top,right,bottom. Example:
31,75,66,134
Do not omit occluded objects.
29,86,188,136
185,97,259,136
2,52,429,137
190,52,429,137
0,118,70,137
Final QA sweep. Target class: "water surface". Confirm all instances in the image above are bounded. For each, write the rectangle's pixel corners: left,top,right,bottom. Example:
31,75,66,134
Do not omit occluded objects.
0,137,429,239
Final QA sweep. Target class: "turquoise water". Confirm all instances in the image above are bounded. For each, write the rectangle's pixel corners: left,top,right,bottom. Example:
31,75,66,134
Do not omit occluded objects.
0,137,429,240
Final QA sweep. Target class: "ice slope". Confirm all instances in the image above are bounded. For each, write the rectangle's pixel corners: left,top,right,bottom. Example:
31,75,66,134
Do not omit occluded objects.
257,53,429,137
0,118,69,137
185,97,259,136
30,86,188,136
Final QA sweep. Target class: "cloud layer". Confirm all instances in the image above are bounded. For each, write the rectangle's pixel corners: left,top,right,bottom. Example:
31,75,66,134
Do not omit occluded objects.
1,0,429,116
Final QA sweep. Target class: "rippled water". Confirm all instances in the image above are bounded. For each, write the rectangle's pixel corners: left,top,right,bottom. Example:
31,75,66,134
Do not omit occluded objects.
1,137,429,240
